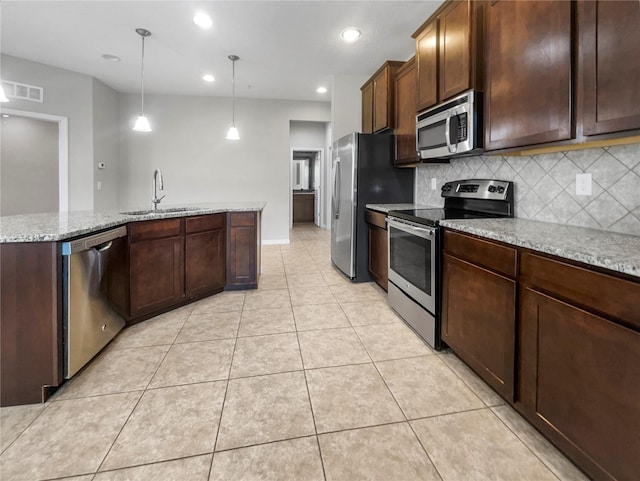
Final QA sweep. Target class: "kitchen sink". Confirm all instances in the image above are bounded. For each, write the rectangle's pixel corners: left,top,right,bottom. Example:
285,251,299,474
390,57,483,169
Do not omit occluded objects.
121,207,204,216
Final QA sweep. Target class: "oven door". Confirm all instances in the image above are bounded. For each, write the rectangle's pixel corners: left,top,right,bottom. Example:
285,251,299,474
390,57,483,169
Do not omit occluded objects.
386,217,437,314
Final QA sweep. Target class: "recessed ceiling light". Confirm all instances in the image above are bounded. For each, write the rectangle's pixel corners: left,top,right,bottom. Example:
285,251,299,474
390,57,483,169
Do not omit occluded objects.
203,74,215,82
102,54,121,62
341,28,361,43
193,11,212,29
316,87,328,94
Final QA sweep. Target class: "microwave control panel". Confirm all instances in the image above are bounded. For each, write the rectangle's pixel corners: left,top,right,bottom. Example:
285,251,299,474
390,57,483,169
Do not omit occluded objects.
455,113,468,142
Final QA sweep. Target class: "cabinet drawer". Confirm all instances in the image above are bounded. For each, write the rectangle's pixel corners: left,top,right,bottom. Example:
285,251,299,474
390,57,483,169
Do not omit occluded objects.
521,251,640,329
129,219,182,242
228,212,256,227
365,210,387,230
185,214,224,234
444,230,517,278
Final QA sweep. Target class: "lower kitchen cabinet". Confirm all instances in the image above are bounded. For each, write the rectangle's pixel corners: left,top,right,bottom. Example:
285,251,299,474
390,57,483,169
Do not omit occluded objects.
185,214,226,299
519,252,640,481
226,211,261,289
365,209,388,290
129,220,184,318
441,252,516,400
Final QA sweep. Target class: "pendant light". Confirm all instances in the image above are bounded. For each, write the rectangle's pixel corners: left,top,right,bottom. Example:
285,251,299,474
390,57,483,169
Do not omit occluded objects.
0,84,9,103
226,55,240,140
133,28,152,132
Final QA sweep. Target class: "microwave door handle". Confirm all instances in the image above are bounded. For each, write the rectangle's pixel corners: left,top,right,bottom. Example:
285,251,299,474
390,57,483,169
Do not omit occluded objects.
444,113,453,153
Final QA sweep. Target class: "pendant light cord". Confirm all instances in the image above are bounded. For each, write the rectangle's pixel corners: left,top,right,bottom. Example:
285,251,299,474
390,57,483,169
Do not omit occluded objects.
140,35,146,115
231,59,235,127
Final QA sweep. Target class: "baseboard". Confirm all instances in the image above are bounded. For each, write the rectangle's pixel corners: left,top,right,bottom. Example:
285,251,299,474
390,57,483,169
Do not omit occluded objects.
262,239,290,245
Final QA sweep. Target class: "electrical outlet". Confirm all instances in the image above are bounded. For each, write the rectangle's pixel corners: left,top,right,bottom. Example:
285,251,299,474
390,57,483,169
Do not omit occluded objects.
576,173,592,196
431,178,437,190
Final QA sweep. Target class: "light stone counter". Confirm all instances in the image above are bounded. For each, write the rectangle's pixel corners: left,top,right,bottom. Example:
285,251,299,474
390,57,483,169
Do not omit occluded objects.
365,203,435,214
0,202,266,243
440,218,640,279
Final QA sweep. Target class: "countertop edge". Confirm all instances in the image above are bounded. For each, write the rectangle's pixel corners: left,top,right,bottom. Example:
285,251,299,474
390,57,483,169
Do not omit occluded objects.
0,202,266,243
440,219,640,280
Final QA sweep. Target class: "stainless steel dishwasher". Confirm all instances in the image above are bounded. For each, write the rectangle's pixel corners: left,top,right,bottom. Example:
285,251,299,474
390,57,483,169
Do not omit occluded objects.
62,226,127,378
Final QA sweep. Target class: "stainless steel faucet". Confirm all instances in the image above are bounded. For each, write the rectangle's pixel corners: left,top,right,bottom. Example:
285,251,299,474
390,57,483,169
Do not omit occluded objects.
152,169,165,210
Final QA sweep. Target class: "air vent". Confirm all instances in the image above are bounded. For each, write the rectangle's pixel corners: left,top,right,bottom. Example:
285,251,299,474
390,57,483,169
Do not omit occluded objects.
2,80,44,103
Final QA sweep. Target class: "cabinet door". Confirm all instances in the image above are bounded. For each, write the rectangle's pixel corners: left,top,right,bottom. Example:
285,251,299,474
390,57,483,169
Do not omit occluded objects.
129,236,184,317
520,288,640,481
373,68,390,132
394,59,418,166
441,253,515,399
580,0,640,136
439,0,471,101
368,224,388,291
185,229,225,299
416,20,438,111
361,82,374,134
484,1,572,151
227,213,258,289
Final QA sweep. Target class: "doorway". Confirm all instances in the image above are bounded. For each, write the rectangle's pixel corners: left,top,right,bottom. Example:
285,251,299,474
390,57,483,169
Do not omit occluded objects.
0,109,68,215
291,149,323,226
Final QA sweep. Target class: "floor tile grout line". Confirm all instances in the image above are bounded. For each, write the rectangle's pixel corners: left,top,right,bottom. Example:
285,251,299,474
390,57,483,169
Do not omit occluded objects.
439,353,505,409
406,418,446,481
209,293,246,474
488,406,567,481
0,402,52,456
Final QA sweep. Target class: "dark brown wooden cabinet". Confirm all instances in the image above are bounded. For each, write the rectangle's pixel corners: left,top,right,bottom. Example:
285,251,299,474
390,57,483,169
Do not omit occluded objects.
361,81,374,134
394,58,418,166
0,242,62,406
226,212,260,289
185,214,225,299
415,20,438,112
129,219,184,318
361,61,403,133
484,0,572,151
441,230,517,400
293,193,315,223
519,252,640,481
413,0,483,112
579,0,640,137
365,209,388,290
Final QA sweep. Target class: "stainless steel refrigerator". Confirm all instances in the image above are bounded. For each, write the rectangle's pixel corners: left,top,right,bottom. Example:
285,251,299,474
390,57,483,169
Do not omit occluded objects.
331,132,414,282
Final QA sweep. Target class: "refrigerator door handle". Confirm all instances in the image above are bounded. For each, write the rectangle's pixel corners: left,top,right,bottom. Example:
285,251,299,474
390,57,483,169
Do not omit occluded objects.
333,158,341,219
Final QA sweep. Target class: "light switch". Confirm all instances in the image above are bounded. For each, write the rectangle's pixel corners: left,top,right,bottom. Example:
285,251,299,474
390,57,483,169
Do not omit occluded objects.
431,178,437,190
97,181,102,191
576,173,592,196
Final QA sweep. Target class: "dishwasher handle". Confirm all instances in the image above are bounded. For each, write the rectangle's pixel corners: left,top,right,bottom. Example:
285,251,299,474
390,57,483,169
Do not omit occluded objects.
95,241,113,252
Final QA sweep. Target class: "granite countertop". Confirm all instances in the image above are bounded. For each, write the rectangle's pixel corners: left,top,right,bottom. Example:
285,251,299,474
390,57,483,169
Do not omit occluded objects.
366,203,435,214
440,218,640,279
0,201,266,243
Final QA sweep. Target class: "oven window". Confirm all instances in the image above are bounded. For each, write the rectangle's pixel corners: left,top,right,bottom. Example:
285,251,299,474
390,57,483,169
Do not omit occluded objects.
418,120,447,150
389,227,432,295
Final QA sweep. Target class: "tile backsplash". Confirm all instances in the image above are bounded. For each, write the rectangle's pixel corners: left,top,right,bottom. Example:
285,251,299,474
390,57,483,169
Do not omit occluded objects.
416,143,640,236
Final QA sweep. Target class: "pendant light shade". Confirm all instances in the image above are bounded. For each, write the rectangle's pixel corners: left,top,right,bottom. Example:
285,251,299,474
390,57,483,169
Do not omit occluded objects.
226,55,240,140
133,28,152,132
0,84,9,103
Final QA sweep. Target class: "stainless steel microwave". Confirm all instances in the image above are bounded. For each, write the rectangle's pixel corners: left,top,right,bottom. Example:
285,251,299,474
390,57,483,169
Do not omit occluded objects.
416,90,482,161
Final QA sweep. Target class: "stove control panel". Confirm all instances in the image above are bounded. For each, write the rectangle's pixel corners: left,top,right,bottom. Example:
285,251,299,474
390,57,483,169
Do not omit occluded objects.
441,179,511,201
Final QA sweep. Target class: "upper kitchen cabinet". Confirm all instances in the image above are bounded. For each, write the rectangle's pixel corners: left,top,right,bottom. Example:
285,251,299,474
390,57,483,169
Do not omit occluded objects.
361,61,404,133
413,0,483,112
484,0,572,151
394,57,419,166
361,82,374,134
578,0,640,137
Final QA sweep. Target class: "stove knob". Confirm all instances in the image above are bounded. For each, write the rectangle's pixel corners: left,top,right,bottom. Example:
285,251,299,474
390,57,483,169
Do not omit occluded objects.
488,185,497,193
497,186,505,193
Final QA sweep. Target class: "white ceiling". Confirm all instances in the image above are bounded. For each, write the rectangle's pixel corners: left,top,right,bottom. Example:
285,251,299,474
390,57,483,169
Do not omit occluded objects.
1,1,441,102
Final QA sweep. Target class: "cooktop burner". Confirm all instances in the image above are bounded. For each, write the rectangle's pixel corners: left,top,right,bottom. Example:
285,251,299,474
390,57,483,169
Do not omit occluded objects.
387,208,500,227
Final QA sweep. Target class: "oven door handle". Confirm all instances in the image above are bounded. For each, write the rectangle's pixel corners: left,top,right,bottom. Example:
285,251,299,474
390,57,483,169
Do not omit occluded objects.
386,217,435,239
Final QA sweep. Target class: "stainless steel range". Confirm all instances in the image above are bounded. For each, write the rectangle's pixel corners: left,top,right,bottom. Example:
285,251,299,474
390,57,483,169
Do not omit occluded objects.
387,179,514,350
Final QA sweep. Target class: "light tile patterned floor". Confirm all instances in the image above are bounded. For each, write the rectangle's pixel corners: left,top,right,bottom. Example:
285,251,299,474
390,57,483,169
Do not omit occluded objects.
0,223,589,481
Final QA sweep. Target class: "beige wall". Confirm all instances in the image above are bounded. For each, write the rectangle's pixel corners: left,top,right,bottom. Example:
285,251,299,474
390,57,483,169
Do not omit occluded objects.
1,115,59,215
117,93,331,242
92,78,120,211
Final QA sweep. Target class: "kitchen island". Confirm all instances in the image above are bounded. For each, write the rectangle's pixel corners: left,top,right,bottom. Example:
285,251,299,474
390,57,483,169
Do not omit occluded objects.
0,202,265,406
